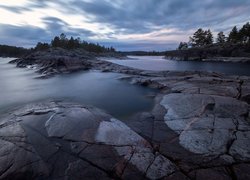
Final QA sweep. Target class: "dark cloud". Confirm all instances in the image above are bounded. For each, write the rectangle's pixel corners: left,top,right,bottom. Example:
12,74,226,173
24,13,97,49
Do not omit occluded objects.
69,0,250,33
0,16,97,47
0,0,249,50
42,16,97,38
0,24,49,47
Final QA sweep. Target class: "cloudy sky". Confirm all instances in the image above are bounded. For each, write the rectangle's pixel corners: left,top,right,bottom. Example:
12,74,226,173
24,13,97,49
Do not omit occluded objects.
0,0,249,51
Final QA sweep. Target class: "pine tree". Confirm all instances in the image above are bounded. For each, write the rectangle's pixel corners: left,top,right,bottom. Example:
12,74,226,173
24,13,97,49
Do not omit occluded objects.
216,31,226,43
178,42,188,50
51,36,60,47
189,28,206,47
228,26,239,43
204,29,213,45
239,22,250,44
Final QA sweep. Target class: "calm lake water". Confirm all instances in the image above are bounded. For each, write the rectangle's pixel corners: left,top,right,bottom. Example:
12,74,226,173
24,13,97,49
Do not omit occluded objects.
107,56,250,76
0,58,156,119
1,56,250,118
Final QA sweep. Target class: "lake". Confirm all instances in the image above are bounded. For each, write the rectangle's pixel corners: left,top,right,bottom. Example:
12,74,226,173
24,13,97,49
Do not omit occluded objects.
0,57,156,119
107,56,250,76
1,55,250,119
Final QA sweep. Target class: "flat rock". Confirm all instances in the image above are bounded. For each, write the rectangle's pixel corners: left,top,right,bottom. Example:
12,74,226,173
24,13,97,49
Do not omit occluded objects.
0,101,178,179
160,93,250,160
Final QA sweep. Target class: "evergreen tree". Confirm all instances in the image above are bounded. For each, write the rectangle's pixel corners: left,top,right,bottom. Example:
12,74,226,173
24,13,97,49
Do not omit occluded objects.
45,33,116,52
189,28,213,47
189,28,206,47
216,31,226,43
35,42,50,51
178,42,188,50
204,29,213,45
67,37,75,49
239,22,250,44
51,36,60,47
228,26,239,43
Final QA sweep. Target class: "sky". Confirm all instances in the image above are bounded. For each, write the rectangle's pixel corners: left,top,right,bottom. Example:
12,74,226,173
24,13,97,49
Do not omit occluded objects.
0,0,249,51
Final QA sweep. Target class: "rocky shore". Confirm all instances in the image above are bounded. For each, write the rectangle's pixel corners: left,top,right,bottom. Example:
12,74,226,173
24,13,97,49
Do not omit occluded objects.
8,48,126,78
2,49,250,179
165,44,250,63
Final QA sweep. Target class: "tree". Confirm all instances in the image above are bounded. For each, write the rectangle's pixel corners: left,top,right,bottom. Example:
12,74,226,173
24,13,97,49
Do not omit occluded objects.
110,46,116,52
216,31,226,43
228,26,239,43
239,22,250,44
35,42,50,51
204,29,213,45
67,37,75,49
60,33,67,41
189,28,206,47
189,28,213,47
51,36,60,47
178,42,188,50
44,33,116,52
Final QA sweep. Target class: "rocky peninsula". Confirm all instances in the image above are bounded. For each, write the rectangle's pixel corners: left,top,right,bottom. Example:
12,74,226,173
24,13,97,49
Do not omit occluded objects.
1,48,250,179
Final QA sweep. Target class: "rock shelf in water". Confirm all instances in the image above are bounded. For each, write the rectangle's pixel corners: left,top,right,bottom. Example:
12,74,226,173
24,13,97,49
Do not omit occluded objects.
3,49,250,179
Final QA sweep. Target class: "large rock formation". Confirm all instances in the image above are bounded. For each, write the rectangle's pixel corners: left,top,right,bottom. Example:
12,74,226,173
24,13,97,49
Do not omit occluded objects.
8,48,126,78
0,101,179,179
3,50,250,179
121,71,250,179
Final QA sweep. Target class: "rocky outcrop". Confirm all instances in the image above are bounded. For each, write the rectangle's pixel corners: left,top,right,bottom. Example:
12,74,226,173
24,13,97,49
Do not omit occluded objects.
8,48,126,78
9,48,94,76
118,70,250,179
0,101,180,179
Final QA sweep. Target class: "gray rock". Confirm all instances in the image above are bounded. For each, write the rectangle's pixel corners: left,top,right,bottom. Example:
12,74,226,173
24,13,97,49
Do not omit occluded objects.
0,101,177,179
160,93,250,160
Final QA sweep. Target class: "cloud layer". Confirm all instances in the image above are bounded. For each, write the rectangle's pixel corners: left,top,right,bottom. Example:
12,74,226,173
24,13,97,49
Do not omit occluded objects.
0,0,249,50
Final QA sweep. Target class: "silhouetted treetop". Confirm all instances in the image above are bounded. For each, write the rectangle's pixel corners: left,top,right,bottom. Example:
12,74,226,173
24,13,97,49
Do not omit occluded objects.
217,32,226,44
189,28,213,47
0,45,31,57
177,21,250,50
45,33,115,53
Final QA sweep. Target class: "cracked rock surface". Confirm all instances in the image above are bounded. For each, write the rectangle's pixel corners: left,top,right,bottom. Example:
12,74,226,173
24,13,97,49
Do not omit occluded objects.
0,101,178,179
122,71,250,179
2,57,250,179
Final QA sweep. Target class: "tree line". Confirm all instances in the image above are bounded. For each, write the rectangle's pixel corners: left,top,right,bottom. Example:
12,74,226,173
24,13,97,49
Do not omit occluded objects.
35,33,116,53
178,22,250,50
0,45,31,57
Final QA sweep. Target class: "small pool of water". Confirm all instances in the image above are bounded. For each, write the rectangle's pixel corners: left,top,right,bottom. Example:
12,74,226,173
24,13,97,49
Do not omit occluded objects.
0,58,156,119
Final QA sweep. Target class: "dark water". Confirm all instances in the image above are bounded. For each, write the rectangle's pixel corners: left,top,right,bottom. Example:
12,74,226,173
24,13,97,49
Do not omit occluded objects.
107,56,250,76
0,58,156,119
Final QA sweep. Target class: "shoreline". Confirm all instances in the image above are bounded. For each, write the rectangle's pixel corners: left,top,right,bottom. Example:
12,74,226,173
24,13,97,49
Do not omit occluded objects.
1,49,250,179
165,56,250,63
